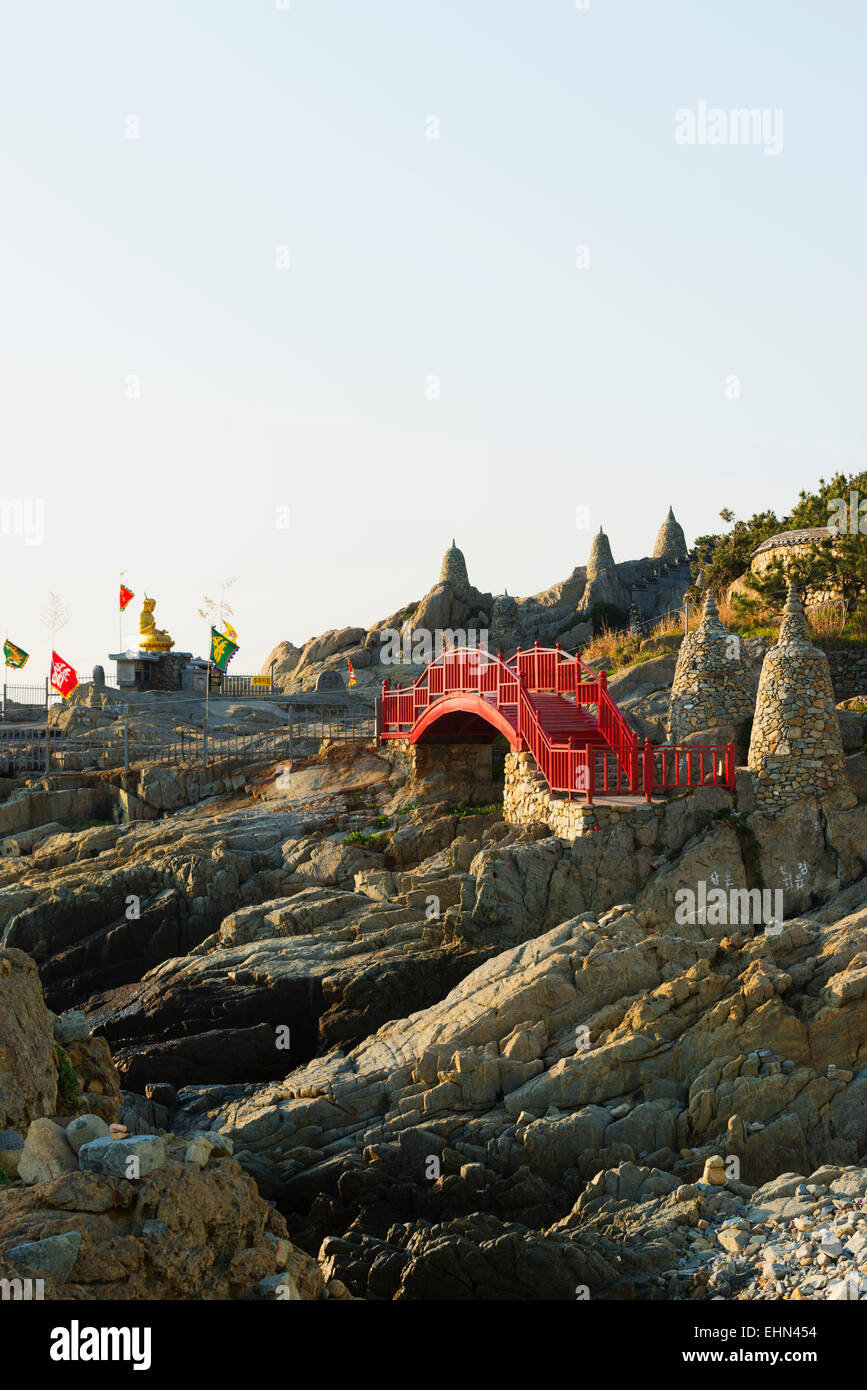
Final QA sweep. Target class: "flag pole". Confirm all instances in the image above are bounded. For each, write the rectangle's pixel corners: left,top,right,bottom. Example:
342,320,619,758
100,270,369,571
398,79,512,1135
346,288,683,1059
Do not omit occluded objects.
204,624,210,767
118,571,126,659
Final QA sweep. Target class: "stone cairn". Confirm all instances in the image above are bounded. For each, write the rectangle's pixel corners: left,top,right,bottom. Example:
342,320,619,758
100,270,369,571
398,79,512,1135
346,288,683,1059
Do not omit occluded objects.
586,527,615,580
748,585,846,814
667,589,755,741
489,589,522,653
439,539,471,602
652,506,689,562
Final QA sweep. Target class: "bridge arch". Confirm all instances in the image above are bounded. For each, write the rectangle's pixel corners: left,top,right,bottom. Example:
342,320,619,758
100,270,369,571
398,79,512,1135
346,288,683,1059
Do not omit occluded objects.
409,693,521,750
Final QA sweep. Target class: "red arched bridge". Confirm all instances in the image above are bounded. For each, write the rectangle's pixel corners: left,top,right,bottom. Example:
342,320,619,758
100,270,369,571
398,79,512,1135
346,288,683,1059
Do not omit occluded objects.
378,643,735,804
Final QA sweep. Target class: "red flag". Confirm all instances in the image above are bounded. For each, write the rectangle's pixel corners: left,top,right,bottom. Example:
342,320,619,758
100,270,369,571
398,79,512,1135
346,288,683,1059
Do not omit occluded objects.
347,659,357,687
120,584,134,612
50,651,78,699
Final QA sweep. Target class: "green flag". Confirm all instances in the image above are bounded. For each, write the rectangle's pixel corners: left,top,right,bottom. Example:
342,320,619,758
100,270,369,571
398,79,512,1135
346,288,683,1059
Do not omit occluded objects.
3,639,29,669
209,627,239,671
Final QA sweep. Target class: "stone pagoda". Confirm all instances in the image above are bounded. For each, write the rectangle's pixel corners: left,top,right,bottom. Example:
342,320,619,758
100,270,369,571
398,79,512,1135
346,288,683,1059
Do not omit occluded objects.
652,506,689,563
667,589,755,741
748,585,845,814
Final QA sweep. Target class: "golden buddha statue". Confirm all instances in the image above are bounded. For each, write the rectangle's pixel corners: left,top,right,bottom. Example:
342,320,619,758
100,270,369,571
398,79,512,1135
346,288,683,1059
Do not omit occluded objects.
138,594,175,652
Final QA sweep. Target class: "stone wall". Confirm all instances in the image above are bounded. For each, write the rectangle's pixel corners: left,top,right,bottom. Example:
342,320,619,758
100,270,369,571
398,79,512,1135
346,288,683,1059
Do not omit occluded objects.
826,648,867,703
386,740,500,807
503,749,742,843
504,750,634,837
150,653,191,692
621,556,692,624
750,538,840,606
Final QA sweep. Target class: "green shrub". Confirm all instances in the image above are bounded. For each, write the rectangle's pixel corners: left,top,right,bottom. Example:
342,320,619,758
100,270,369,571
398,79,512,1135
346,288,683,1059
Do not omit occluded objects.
344,831,389,849
56,1046,81,1108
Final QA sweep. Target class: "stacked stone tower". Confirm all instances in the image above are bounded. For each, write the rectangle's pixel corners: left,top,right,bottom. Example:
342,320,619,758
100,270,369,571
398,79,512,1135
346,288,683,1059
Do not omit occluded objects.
439,539,471,601
489,589,522,652
748,585,845,814
652,506,689,562
667,590,755,740
586,527,615,579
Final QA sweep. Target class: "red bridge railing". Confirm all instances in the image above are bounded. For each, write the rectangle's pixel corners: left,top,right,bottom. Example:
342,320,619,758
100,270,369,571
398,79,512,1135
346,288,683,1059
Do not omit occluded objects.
379,642,734,804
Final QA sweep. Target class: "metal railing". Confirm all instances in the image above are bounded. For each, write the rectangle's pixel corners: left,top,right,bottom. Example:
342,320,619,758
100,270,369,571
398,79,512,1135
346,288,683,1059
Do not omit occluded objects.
1,680,62,720
220,674,275,697
0,706,376,774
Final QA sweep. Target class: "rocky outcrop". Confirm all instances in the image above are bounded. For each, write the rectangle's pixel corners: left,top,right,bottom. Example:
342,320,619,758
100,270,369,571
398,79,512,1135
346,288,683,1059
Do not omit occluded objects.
168,874,867,1276
312,1161,867,1300
0,949,57,1133
0,1132,341,1300
6,688,867,1304
581,529,632,616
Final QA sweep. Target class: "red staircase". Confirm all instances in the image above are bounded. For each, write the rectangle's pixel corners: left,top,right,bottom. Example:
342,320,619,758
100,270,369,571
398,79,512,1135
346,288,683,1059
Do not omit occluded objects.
379,643,734,803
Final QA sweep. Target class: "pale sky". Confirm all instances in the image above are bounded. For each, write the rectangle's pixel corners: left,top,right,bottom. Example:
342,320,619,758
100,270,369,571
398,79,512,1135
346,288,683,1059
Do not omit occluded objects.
1,0,864,677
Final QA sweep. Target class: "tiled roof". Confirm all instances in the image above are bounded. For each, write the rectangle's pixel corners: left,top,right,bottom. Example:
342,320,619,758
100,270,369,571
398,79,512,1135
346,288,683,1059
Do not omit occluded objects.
751,527,834,557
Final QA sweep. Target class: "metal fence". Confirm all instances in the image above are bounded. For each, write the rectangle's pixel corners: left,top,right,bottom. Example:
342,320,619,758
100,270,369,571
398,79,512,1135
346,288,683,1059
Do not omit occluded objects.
220,673,274,697
1,681,62,720
0,706,376,774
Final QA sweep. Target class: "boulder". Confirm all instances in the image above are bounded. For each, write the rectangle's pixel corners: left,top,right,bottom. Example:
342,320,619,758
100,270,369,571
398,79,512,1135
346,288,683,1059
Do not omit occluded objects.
0,823,67,857
295,839,370,888
78,1134,167,1179
65,1114,111,1154
836,708,867,753
0,1130,24,1178
54,1010,90,1047
18,1119,78,1185
0,1140,323,1300
261,641,303,688
845,753,867,801
0,949,57,1133
6,1231,82,1282
606,653,678,701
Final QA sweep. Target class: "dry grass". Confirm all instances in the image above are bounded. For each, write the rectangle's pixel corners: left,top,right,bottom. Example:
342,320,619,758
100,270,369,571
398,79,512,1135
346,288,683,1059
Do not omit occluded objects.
580,626,638,668
580,591,867,670
581,607,697,671
715,593,740,628
653,607,700,638
807,603,847,642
